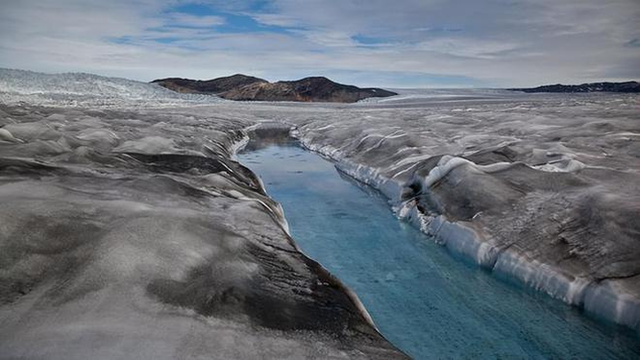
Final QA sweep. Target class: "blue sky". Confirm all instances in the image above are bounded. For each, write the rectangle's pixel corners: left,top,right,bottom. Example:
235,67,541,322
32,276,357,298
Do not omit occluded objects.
0,0,639,87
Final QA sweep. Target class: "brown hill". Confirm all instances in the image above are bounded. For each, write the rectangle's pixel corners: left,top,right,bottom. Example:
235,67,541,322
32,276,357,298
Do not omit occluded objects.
151,74,267,94
219,76,397,103
151,75,397,103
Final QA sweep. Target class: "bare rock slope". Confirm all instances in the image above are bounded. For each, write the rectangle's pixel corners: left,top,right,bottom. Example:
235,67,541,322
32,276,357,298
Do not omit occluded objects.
152,74,268,94
153,75,397,103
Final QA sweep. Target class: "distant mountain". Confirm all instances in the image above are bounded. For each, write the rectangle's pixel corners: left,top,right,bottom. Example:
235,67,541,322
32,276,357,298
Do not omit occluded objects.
151,74,267,94
510,81,640,93
151,75,397,103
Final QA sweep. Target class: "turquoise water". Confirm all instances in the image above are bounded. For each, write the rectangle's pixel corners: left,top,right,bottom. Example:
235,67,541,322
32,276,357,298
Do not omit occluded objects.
238,140,640,359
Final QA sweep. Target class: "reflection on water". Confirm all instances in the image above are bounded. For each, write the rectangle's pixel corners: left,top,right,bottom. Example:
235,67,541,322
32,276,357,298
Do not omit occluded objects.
238,141,640,360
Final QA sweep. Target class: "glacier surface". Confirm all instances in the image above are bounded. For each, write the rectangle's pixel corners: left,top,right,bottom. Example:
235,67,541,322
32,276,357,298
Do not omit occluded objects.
0,68,222,107
0,70,406,359
1,68,640,357
288,91,640,332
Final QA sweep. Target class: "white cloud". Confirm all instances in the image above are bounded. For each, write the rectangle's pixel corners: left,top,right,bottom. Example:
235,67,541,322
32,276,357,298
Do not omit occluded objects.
415,38,524,59
293,30,356,47
0,0,638,87
165,13,226,28
249,13,299,27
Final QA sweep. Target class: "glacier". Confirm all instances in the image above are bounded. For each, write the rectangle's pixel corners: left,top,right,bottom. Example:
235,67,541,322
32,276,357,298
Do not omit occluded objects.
0,70,405,359
0,68,222,107
290,93,640,332
1,68,639,357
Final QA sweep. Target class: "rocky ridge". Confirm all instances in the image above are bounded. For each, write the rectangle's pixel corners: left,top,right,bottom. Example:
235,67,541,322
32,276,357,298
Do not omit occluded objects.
152,75,397,103
152,74,267,94
510,81,640,93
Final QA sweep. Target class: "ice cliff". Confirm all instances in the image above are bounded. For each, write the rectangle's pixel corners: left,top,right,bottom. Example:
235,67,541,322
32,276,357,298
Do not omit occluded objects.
289,92,640,332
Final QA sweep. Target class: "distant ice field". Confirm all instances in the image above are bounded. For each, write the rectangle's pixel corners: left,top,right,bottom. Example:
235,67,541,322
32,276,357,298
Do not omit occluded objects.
0,68,222,107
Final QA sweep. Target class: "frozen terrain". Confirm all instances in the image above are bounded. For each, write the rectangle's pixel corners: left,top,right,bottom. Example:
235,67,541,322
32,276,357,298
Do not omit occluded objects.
238,137,640,359
0,68,221,107
286,92,640,332
0,70,405,359
223,90,640,333
1,69,639,357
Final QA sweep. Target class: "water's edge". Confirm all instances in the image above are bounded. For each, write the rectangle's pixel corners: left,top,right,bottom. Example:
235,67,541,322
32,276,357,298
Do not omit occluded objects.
236,126,640,358
249,122,640,333
231,125,392,344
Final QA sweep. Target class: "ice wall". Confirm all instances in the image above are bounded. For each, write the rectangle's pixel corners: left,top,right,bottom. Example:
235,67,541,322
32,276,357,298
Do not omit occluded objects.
290,93,640,332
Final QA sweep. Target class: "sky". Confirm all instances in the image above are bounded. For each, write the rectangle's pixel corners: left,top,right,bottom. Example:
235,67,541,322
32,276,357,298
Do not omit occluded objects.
0,0,639,88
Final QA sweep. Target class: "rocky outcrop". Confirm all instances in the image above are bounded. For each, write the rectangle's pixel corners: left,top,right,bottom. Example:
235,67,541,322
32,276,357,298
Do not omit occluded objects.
510,81,640,93
218,76,397,103
151,74,268,94
152,75,397,103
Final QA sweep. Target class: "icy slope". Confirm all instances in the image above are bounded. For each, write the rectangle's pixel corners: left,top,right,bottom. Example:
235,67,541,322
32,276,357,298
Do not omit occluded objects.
0,68,221,107
0,101,405,358
357,87,522,104
213,93,640,332
285,93,640,332
1,67,638,356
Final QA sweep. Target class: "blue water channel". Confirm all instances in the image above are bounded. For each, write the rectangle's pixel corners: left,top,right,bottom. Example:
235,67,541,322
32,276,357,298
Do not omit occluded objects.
238,139,640,359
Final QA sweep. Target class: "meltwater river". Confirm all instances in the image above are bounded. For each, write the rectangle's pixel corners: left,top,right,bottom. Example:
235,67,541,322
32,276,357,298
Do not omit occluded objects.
238,139,639,359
